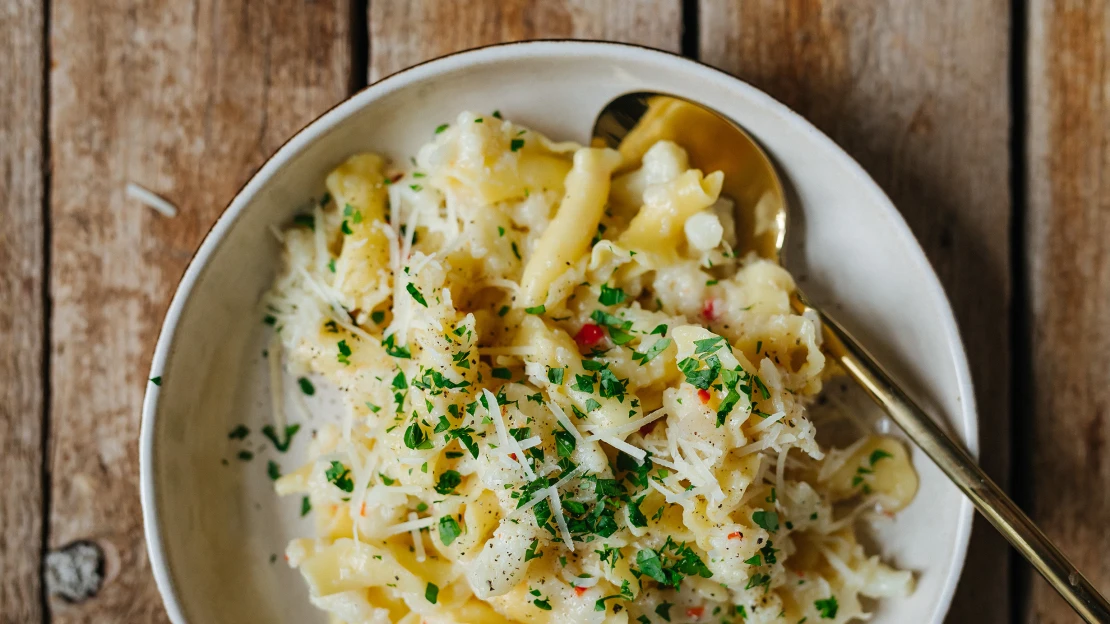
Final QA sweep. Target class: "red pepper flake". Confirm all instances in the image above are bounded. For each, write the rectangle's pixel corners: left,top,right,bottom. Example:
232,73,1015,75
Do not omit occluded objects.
509,453,518,461
638,420,658,437
701,299,717,320
697,389,711,404
360,502,367,516
574,323,604,348
728,531,743,540
389,172,404,183
574,586,588,596
686,606,705,619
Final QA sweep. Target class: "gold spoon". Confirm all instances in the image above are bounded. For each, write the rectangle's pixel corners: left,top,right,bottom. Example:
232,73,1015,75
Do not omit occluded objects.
592,92,1110,623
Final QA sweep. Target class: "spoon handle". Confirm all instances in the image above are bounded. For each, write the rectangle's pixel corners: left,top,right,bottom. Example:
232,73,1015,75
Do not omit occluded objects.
795,295,1110,623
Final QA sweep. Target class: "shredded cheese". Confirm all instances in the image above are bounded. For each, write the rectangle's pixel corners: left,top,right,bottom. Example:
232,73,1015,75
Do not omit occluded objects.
583,407,666,441
384,515,438,536
268,334,286,430
126,183,178,217
596,434,647,463
548,401,583,441
408,512,426,562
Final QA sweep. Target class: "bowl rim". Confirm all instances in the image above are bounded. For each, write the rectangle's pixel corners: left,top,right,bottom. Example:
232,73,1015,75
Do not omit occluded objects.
140,39,977,624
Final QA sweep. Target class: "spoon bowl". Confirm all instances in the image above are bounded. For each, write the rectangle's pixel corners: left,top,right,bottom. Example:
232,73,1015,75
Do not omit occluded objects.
593,91,1110,624
593,92,785,262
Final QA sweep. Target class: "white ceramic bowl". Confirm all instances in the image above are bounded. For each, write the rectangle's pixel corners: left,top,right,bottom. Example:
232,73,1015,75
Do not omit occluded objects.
141,41,976,623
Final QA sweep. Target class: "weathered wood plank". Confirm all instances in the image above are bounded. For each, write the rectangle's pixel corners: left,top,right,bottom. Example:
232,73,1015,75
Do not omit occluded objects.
46,1,351,620
0,0,45,622
368,0,682,82
1025,1,1110,621
700,2,1012,621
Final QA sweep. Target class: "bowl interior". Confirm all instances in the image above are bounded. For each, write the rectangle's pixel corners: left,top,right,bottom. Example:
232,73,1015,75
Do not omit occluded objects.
143,42,975,624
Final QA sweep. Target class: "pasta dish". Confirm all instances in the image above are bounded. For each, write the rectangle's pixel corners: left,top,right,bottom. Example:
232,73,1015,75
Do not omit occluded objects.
266,111,918,623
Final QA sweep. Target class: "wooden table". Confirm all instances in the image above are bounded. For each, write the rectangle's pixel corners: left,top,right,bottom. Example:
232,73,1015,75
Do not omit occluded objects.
1,1,1105,622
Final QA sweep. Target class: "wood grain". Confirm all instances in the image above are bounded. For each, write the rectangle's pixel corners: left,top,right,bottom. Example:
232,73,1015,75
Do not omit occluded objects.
46,1,351,620
368,0,682,81
699,1,1013,621
0,1,45,622
1025,1,1110,621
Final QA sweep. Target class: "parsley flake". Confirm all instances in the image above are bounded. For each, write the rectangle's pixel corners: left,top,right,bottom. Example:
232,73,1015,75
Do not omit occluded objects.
325,461,354,492
297,377,315,395
425,582,438,604
815,596,838,619
406,283,428,307
598,284,626,306
438,515,462,545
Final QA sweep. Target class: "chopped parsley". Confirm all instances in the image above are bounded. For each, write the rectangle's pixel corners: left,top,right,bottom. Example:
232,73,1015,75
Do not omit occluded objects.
510,138,525,152
572,374,594,393
382,333,412,359
524,304,545,315
753,375,771,399
815,596,838,618
227,425,250,440
752,509,779,532
598,368,627,400
524,538,543,561
598,284,626,306
634,538,712,589
434,123,449,134
434,470,462,495
343,204,363,224
337,339,351,365
237,450,253,461
655,602,674,622
678,354,721,390
404,423,433,450
262,423,300,452
406,283,428,307
300,496,311,516
371,310,386,324
555,429,576,458
870,449,894,465
694,336,726,354
632,338,671,365
392,371,408,389
548,367,565,385
297,377,315,395
266,461,281,480
438,515,462,545
446,427,479,458
746,572,772,592
425,582,438,604
149,376,162,386
325,461,354,492
761,540,778,564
